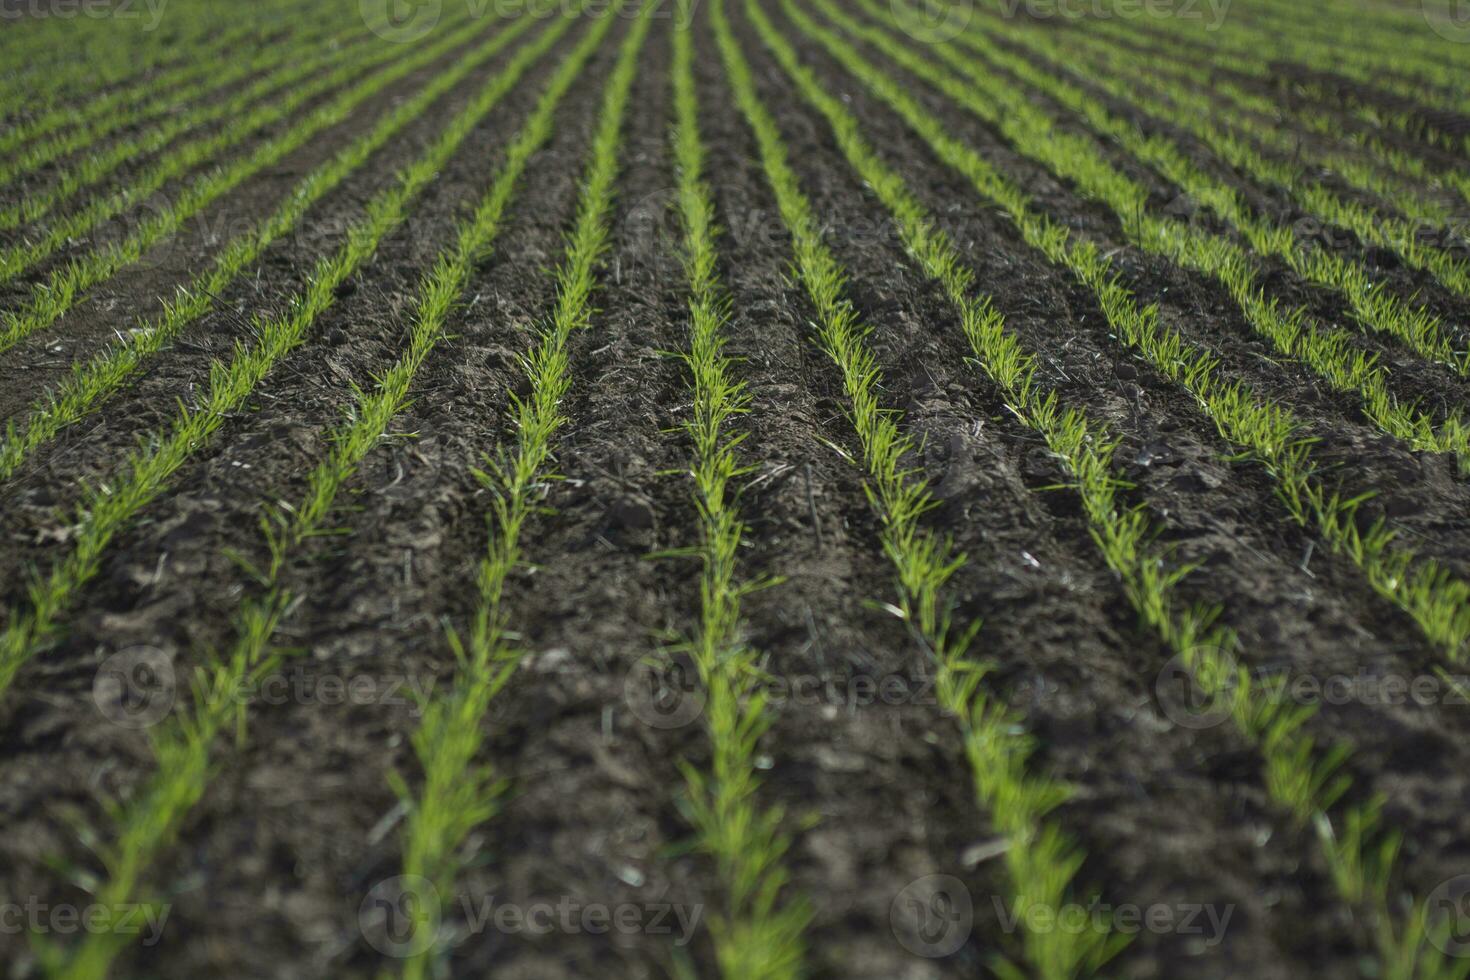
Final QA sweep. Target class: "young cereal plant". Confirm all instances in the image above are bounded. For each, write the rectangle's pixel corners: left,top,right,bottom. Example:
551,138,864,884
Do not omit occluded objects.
715,1,1129,976
1247,0,1468,75
662,11,809,977
0,16,460,286
1015,17,1470,253
918,2,1470,374
0,5,354,200
389,7,648,978
1081,0,1470,136
0,8,581,710
784,0,1470,689
835,0,1470,471
0,1,329,158
0,10,500,355
758,2,1467,975
33,11,610,978
0,3,539,486
0,21,374,230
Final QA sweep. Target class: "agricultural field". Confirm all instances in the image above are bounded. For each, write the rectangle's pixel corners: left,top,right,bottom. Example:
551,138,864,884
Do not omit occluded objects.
1,0,1470,975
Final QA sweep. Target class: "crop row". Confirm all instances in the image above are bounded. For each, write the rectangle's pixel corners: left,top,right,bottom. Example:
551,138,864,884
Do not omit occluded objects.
0,8,482,286
392,7,642,977
716,0,1131,975
0,2,350,193
9,5,646,975
0,5,561,711
807,0,1470,662
1032,16,1470,223
0,11,366,228
4,0,1470,975
663,7,810,977
701,0,1470,972
0,9,502,354
1081,2,1470,156
852,0,1470,471
0,0,333,151
953,10,1470,361
766,0,1469,972
0,4,532,489
1125,0,1470,114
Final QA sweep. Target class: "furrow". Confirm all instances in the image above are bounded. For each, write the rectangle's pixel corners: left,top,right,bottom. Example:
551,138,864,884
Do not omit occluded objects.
387,7,648,979
753,2,1467,976
662,10,809,977
0,7,577,710
0,11,457,285
1029,13,1470,299
784,0,1470,688
0,17,376,228
29,11,599,978
0,1,343,159
0,11,501,355
713,1,1128,976
820,0,1470,471
928,3,1470,368
1238,1,1470,84
0,5,521,485
1082,8,1470,157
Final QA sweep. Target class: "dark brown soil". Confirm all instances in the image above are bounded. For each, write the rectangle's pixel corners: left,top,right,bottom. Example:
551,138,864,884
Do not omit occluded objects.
3,2,1470,978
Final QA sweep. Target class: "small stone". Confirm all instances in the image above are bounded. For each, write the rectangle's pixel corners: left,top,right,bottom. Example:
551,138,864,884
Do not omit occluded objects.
532,648,574,673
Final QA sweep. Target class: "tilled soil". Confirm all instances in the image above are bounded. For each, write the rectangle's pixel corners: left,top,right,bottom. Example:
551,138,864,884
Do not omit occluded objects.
3,1,1470,978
